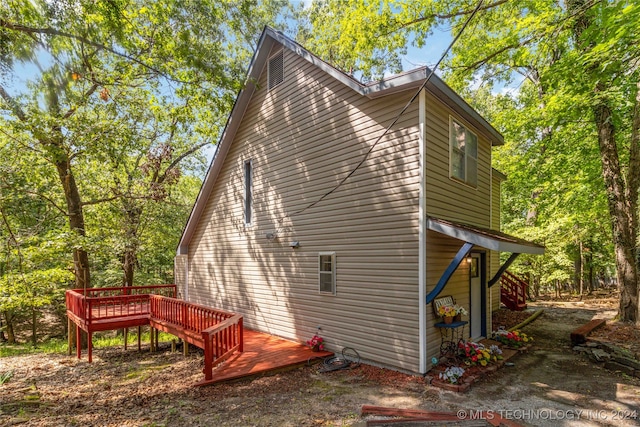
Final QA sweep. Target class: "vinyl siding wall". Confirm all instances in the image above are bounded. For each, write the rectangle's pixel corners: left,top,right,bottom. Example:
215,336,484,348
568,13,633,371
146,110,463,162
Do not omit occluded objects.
423,92,493,364
424,230,473,363
187,45,422,372
423,93,492,222
174,255,187,299
490,174,502,313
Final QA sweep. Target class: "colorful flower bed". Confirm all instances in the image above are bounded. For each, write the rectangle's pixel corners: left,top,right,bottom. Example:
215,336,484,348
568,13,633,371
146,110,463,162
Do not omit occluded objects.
457,340,502,366
493,329,533,348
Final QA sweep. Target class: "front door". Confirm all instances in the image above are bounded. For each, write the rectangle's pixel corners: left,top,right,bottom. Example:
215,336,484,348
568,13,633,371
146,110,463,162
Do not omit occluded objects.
469,253,483,339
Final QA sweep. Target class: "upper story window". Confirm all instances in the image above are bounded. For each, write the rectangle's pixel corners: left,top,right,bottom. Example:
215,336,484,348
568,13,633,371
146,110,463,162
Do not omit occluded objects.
244,160,252,225
449,117,478,187
268,49,284,90
318,252,336,295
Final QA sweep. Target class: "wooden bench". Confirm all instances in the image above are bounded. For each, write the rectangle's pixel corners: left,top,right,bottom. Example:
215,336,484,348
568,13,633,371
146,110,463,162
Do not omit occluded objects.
148,295,243,380
570,318,606,345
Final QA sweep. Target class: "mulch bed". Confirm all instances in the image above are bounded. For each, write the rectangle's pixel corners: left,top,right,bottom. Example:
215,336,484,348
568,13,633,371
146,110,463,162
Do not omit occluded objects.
491,308,534,331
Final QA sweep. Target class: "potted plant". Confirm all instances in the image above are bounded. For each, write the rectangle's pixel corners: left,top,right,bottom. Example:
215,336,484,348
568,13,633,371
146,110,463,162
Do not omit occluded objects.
454,305,468,322
306,334,324,352
437,305,457,323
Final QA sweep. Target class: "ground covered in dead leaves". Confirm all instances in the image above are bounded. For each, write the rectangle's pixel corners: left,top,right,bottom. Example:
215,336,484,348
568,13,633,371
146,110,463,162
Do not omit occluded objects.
0,347,431,427
590,320,640,360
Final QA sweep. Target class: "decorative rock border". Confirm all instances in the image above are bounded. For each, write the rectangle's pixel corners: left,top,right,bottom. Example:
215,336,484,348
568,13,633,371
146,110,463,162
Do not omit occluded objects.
574,338,640,379
570,318,640,378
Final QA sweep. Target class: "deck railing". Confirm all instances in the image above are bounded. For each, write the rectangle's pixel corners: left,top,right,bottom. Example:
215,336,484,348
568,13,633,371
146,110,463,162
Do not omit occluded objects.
66,286,243,381
203,315,244,380
148,295,236,331
149,295,243,380
87,294,150,321
70,284,177,298
66,284,177,325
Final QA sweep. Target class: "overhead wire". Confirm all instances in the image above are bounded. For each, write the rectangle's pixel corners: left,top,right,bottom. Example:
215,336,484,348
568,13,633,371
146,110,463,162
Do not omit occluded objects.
286,0,485,220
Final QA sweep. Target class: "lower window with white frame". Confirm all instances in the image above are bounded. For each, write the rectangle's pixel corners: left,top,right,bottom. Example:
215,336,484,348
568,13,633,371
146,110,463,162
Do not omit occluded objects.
318,252,336,295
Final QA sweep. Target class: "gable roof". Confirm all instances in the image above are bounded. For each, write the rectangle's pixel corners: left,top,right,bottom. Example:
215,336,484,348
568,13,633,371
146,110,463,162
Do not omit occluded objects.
177,26,504,254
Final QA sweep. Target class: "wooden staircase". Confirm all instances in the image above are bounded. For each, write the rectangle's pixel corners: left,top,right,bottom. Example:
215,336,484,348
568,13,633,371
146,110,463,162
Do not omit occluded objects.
500,270,528,311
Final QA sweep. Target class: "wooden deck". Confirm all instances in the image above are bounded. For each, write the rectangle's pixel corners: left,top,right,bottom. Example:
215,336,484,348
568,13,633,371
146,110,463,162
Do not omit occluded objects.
65,285,331,385
66,285,178,362
195,329,332,386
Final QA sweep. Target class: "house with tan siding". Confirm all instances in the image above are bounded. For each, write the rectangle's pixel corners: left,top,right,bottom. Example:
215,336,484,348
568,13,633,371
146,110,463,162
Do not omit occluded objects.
175,27,544,375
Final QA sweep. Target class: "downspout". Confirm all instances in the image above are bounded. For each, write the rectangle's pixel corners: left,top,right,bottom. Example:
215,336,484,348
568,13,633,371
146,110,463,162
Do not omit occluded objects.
418,89,427,374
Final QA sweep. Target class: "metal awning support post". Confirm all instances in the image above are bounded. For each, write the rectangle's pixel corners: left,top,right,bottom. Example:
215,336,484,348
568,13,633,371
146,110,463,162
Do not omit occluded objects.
488,252,520,288
426,242,474,304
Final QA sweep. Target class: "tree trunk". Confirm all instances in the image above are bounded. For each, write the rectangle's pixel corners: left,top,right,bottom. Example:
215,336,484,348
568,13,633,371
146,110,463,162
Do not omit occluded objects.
31,307,37,347
574,256,581,295
3,311,16,344
594,99,639,322
579,241,584,297
51,146,89,348
123,250,136,287
122,203,142,287
587,253,594,294
569,0,639,323
55,157,90,289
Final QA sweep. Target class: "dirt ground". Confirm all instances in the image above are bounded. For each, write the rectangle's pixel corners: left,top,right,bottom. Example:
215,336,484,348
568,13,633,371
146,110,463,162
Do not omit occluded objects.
1,298,639,426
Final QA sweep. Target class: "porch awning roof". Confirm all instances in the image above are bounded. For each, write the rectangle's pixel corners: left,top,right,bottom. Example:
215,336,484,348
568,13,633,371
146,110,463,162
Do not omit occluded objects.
427,217,545,255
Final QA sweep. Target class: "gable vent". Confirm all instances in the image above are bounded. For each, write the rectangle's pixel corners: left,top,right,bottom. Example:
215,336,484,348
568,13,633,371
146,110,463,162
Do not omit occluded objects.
268,50,284,90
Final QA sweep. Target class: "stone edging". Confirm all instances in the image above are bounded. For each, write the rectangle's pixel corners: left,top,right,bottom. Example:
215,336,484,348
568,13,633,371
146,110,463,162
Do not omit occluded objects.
574,338,640,379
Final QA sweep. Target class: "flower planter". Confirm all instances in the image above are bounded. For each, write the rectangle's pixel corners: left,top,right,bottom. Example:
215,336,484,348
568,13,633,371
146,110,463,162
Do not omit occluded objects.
454,314,462,322
443,316,454,324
